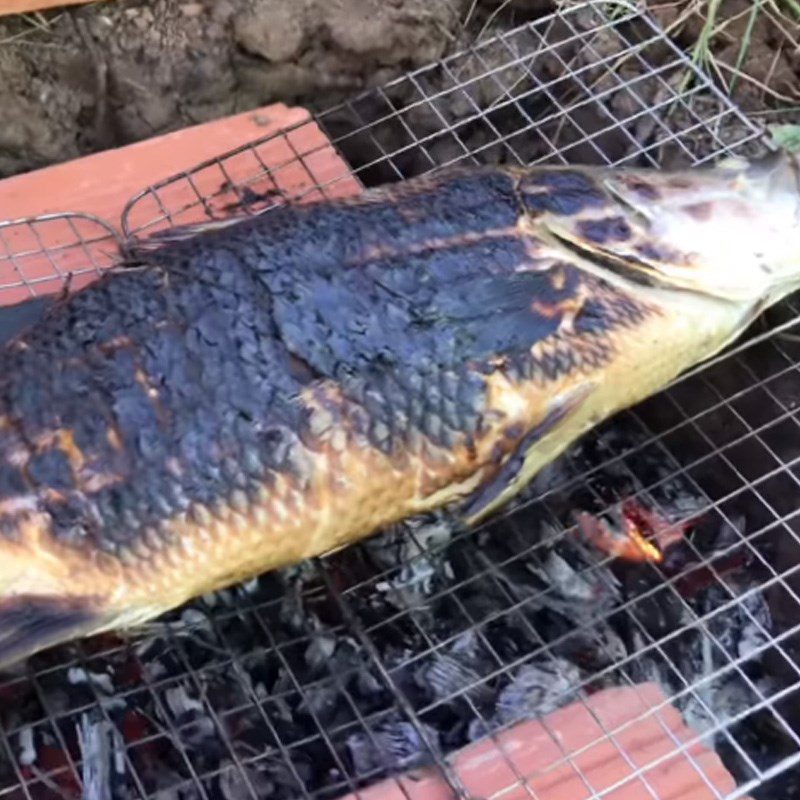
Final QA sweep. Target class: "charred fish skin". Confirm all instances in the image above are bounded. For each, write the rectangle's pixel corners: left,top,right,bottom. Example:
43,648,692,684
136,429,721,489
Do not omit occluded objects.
0,156,797,668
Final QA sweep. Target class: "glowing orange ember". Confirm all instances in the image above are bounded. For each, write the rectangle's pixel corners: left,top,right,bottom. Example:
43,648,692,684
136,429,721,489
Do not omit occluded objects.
576,499,699,564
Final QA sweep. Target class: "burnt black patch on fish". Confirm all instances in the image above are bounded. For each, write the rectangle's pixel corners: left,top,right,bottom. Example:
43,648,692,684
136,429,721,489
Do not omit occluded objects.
524,171,600,193
519,171,608,217
27,449,74,492
264,217,599,452
0,255,315,550
0,295,55,347
195,166,525,273
573,293,651,336
577,217,632,244
0,425,31,500
263,232,538,453
44,492,99,546
0,463,28,498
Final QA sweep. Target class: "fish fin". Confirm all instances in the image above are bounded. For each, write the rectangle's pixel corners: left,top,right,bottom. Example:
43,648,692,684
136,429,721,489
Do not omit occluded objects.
122,215,254,257
0,295,57,346
0,594,110,671
459,381,596,527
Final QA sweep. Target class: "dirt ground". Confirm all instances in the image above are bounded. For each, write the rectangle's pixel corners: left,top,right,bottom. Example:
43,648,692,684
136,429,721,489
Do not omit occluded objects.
0,0,797,179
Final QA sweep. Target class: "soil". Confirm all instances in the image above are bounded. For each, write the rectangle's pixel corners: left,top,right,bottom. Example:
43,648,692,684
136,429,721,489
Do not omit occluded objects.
0,0,536,177
0,0,797,179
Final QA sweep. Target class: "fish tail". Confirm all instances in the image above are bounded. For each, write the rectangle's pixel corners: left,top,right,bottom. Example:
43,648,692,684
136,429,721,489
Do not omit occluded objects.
0,593,110,670
0,543,115,670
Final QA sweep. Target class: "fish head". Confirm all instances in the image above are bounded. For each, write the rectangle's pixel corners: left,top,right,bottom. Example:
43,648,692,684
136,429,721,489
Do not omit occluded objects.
528,149,800,307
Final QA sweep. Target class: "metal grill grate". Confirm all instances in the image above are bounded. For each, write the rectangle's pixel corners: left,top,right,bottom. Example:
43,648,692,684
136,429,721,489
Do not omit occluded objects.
1,2,800,799
0,213,119,304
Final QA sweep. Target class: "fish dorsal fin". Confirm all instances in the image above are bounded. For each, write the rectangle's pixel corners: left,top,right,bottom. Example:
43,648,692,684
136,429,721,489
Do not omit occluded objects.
123,215,253,256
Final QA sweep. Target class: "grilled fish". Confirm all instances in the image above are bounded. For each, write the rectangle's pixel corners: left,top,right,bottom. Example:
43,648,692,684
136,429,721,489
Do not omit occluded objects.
0,150,798,669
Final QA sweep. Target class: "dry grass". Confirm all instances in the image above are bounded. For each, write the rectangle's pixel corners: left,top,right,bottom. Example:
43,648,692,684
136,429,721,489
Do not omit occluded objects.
0,8,63,45
647,0,800,103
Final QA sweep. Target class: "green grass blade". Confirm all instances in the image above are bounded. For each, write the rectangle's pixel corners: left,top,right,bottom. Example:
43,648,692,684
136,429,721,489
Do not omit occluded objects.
768,124,800,152
730,0,763,94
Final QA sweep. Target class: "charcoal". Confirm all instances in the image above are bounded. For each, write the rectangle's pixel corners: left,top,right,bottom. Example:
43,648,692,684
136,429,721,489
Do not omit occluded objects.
550,621,628,671
217,761,275,800
163,685,204,720
414,652,492,706
355,665,384,697
177,608,215,636
279,574,323,635
369,515,459,610
160,684,217,755
701,583,773,664
493,659,583,724
16,725,35,766
479,614,542,664
682,673,763,744
721,703,800,799
68,665,115,695
152,784,204,800
304,634,336,673
533,547,621,621
346,716,440,775
296,682,343,724
77,711,126,800
539,550,606,601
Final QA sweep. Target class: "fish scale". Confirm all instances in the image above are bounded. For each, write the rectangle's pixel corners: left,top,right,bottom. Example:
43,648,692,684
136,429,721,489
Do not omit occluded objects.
0,153,799,668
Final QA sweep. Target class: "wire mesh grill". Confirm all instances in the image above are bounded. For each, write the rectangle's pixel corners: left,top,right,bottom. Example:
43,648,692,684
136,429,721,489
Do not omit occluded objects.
1,2,799,799
0,213,119,304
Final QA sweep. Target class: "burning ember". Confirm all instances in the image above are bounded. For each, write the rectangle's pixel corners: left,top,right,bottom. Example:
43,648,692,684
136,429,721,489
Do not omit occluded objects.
575,499,700,564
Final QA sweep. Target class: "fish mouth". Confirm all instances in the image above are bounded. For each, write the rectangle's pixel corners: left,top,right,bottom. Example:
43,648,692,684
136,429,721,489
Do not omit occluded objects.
752,148,800,304
741,147,800,224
